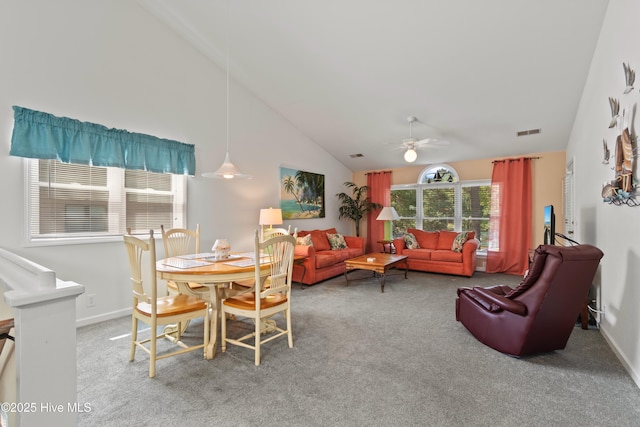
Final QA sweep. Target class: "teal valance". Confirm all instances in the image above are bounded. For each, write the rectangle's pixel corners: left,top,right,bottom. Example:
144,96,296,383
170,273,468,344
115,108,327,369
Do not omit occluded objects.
10,106,195,175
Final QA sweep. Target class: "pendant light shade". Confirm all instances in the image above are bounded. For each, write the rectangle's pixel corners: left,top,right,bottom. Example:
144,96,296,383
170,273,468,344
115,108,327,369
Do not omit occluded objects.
202,152,251,179
202,0,252,180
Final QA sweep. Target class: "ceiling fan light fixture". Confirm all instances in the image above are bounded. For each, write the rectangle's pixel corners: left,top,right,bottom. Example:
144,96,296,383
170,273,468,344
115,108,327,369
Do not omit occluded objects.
404,147,417,162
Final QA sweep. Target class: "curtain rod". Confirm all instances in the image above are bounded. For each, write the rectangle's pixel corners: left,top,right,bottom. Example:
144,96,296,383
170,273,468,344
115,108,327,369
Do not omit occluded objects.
492,156,540,164
365,170,392,175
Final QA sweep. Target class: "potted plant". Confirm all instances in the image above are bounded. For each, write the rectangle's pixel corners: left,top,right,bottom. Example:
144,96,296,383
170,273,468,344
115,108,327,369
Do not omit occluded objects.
336,182,382,237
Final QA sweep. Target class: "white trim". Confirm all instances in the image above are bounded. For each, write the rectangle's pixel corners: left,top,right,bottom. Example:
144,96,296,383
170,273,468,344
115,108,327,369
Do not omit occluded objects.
76,307,131,328
417,163,460,184
600,327,640,389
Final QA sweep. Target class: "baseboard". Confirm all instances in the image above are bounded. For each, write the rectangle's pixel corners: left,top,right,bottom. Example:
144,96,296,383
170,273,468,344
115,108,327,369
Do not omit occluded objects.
76,308,131,328
600,327,640,390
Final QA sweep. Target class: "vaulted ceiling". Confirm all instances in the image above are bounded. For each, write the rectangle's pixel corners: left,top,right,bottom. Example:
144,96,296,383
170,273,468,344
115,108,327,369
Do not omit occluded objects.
138,0,609,171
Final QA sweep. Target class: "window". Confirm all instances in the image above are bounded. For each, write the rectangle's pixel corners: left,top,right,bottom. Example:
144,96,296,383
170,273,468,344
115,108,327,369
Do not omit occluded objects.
391,165,491,248
27,159,186,244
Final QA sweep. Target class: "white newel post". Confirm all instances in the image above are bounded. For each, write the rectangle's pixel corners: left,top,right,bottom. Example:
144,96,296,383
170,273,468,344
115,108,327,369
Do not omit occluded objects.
0,248,85,427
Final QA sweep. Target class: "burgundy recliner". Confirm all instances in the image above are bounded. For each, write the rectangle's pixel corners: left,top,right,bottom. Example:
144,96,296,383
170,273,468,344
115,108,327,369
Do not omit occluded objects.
456,244,603,357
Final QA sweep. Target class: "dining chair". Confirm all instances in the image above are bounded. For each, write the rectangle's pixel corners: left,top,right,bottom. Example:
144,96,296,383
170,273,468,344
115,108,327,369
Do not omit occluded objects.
124,230,210,378
160,224,206,294
262,225,291,241
235,226,297,289
221,230,296,365
161,224,200,256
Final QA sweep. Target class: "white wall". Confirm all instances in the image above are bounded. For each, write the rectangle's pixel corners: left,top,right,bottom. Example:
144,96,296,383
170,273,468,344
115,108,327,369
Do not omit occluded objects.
0,1,352,325
567,0,640,387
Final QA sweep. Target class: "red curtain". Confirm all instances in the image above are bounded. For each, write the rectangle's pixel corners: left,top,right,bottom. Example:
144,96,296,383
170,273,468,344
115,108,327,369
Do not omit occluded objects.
486,157,532,275
366,171,391,253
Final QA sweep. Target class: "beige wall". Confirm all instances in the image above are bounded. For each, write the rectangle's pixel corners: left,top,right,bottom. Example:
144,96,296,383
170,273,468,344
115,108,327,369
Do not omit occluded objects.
353,150,566,247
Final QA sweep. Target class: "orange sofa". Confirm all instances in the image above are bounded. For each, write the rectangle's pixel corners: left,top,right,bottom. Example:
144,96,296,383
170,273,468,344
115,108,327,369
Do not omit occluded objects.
392,229,479,277
292,228,365,285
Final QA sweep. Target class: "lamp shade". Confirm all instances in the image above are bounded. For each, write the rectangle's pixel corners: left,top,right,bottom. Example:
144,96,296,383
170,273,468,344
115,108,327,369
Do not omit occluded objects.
376,206,400,221
259,208,283,226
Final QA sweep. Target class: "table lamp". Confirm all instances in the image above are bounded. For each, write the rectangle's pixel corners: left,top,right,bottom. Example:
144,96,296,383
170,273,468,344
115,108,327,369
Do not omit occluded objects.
376,206,399,240
259,207,283,240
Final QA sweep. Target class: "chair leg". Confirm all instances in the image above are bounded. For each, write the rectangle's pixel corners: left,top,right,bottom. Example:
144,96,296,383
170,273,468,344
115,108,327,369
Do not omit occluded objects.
286,309,293,348
255,316,261,366
221,308,227,353
130,317,137,362
203,308,211,358
149,323,157,378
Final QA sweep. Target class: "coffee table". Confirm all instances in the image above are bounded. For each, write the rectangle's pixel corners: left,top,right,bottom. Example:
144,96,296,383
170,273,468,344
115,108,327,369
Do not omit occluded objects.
344,253,408,292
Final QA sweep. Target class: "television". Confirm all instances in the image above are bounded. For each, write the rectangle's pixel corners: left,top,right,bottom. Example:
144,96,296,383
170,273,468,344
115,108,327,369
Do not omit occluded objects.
543,205,555,245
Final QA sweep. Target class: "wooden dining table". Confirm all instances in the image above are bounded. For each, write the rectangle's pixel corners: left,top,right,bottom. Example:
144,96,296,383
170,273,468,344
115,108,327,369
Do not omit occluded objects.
156,253,271,359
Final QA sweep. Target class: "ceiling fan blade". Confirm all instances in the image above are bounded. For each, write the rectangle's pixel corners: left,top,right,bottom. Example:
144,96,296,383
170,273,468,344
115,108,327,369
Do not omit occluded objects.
384,116,449,152
385,141,406,150
416,138,449,147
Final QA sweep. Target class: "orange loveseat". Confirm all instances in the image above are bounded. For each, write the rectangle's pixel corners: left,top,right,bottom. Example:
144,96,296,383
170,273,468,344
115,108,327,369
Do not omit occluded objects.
292,228,365,285
392,229,479,277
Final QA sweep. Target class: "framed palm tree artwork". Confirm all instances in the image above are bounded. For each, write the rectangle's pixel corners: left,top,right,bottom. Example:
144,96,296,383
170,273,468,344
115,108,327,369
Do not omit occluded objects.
280,167,325,219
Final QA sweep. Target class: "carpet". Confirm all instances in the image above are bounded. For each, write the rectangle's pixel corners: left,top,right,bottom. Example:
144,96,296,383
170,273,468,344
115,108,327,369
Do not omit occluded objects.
76,271,640,426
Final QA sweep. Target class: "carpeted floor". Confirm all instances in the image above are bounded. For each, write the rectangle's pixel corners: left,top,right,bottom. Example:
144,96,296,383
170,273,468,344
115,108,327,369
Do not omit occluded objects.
76,271,640,426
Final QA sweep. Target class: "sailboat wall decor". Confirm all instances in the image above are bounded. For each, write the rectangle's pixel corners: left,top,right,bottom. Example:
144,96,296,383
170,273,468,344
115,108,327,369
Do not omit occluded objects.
602,62,638,206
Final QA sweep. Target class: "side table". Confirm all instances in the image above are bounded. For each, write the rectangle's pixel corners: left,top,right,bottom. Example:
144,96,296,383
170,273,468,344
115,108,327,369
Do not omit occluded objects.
293,255,307,288
377,240,395,254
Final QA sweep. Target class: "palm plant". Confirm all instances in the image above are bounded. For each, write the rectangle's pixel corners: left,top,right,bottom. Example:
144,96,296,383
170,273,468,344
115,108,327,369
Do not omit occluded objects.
336,182,382,237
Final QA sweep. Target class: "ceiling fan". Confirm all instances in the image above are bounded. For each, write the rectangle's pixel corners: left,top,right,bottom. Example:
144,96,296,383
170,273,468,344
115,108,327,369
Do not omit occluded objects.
393,116,447,163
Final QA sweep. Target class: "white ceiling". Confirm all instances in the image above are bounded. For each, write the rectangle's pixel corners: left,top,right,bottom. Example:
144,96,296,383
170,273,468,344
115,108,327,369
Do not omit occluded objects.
138,0,609,171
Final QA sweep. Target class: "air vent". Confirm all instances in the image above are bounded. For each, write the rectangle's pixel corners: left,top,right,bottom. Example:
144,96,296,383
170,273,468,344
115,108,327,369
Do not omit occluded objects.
517,128,542,137
350,153,364,158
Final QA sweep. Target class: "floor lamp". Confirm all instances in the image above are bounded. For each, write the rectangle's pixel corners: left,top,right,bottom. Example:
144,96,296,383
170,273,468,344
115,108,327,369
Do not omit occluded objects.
376,206,399,241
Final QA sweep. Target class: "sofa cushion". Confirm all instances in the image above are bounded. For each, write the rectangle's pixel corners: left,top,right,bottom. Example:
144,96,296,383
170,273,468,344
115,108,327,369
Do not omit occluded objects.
404,249,432,260
327,232,348,250
437,230,459,250
315,252,337,268
310,230,331,251
331,250,352,262
451,232,469,252
346,247,364,258
410,229,439,249
404,232,420,249
431,250,463,263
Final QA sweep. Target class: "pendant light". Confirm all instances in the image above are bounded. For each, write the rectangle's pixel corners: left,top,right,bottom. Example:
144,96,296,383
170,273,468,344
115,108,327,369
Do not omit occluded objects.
202,1,252,180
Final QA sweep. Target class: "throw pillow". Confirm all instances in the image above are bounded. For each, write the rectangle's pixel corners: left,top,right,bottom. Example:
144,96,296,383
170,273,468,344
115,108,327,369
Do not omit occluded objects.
410,229,439,249
437,230,459,250
309,230,331,251
404,232,420,249
451,232,469,252
296,234,313,246
326,233,348,250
